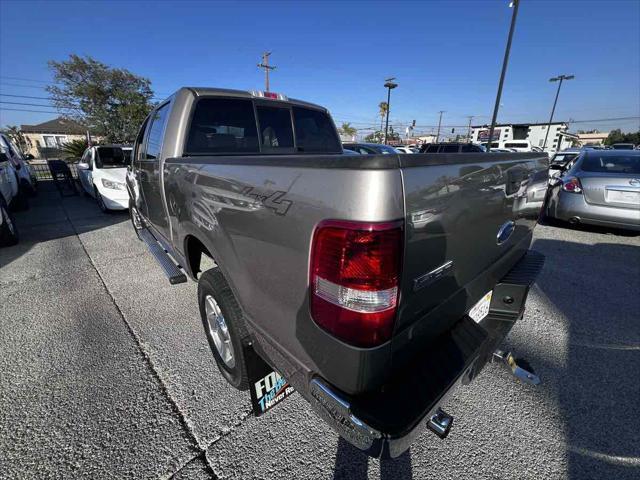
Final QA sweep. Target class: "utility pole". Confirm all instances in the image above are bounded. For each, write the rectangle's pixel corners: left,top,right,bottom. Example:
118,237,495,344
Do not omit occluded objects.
436,110,445,143
542,74,575,152
257,52,276,92
486,0,520,152
383,77,398,145
466,115,475,142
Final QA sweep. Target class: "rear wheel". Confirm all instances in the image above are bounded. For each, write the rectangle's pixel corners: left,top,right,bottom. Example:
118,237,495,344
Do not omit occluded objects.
198,267,250,390
0,200,19,247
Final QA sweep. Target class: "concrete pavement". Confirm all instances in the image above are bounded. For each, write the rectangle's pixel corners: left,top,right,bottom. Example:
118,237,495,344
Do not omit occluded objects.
1,182,638,479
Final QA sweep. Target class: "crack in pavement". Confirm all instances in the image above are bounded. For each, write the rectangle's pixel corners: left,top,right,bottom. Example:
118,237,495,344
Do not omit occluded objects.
60,203,224,479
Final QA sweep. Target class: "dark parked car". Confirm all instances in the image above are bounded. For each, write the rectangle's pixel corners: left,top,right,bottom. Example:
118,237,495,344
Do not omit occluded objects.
342,142,399,154
420,142,485,153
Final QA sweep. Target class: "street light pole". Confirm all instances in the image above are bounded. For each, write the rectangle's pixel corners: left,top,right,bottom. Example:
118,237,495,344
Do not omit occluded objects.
383,77,398,145
436,110,445,142
542,74,574,152
486,0,520,152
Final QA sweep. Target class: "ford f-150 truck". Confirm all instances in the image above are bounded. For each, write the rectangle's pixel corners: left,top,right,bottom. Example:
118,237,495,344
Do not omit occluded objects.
126,87,547,458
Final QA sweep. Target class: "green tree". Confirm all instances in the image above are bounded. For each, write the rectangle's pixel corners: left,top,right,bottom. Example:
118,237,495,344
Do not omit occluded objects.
365,130,385,143
47,54,155,143
61,139,89,160
339,122,357,139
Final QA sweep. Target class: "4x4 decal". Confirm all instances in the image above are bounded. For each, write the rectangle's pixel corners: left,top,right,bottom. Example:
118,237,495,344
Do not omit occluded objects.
241,187,293,216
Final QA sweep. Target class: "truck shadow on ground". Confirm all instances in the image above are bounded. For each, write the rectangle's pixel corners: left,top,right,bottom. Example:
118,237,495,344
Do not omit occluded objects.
511,234,640,479
0,181,129,272
333,437,412,480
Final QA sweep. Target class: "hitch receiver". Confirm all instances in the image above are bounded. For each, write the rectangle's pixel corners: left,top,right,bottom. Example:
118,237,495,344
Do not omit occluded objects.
427,408,454,439
492,350,540,385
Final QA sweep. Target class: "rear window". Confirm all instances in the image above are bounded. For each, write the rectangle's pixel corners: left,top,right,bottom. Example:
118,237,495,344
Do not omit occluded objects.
424,144,440,153
581,154,640,174
257,106,294,151
551,153,577,165
185,98,259,155
292,107,341,153
441,144,459,153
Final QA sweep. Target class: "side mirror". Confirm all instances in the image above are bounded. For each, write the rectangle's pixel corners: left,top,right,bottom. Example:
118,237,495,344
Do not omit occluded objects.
24,154,35,160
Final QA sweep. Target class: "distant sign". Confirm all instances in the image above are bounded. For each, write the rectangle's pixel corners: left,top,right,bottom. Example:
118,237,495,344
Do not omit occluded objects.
478,129,501,142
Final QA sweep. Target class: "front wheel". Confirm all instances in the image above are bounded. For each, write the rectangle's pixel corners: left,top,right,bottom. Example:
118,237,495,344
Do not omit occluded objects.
198,267,250,390
0,200,19,247
94,186,109,212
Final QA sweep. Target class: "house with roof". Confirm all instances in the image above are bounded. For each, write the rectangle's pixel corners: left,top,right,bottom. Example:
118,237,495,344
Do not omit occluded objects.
20,117,88,158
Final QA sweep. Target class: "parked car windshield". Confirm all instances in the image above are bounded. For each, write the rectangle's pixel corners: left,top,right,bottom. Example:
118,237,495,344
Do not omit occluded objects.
372,144,400,154
96,147,127,168
581,154,640,174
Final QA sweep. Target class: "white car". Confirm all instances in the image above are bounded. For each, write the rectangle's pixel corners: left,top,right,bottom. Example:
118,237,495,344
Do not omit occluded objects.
395,146,418,154
77,145,131,211
0,150,19,246
0,133,36,205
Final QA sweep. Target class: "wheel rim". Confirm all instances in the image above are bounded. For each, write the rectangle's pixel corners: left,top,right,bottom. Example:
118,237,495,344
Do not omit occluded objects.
205,295,235,368
2,206,15,235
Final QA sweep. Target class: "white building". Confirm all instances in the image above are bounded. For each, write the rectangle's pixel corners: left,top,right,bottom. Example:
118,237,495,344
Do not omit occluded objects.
470,122,576,152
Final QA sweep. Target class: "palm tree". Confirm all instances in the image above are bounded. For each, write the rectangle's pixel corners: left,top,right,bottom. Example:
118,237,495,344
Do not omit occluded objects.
61,139,89,160
378,102,389,131
340,122,357,139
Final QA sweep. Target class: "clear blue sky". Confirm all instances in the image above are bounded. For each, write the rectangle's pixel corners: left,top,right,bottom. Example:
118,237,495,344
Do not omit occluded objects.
1,0,639,136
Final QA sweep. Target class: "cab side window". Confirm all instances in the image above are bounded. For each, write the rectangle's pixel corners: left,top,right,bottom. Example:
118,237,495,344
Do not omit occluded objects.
133,116,150,166
144,103,171,161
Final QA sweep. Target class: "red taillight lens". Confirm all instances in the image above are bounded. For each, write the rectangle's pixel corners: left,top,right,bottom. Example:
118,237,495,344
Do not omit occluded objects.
309,219,403,348
562,177,583,193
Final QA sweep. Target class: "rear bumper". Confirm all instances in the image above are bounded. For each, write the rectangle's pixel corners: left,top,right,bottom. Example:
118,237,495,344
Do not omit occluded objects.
549,190,640,230
304,250,545,458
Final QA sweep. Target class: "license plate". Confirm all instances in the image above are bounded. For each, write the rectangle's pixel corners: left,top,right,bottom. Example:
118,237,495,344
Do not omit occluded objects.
607,189,640,205
468,291,492,323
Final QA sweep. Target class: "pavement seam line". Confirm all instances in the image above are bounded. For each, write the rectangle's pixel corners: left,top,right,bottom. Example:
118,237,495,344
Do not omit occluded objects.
61,205,219,480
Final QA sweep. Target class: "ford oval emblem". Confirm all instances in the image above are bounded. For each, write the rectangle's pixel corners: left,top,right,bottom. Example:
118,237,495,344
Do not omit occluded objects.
496,220,516,245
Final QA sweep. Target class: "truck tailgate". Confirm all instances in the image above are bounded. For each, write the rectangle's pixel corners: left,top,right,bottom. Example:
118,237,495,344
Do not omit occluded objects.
393,153,548,358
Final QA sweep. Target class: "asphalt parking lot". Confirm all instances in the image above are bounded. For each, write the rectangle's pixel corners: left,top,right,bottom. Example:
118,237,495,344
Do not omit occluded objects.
1,182,638,480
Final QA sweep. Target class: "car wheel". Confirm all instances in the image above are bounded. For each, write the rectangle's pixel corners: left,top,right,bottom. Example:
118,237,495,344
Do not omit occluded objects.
198,267,250,391
94,186,109,212
0,200,19,247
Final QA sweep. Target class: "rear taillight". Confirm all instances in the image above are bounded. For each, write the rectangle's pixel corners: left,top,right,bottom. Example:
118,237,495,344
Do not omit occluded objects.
309,219,403,348
562,177,583,193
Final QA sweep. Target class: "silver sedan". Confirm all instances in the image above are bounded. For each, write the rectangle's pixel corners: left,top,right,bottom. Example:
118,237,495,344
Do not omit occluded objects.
546,150,640,231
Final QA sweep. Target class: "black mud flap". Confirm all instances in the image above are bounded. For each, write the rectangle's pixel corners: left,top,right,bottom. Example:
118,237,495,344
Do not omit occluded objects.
245,344,295,417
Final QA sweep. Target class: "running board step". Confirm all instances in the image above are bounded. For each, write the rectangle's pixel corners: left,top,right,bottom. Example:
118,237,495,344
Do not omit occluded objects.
139,228,187,285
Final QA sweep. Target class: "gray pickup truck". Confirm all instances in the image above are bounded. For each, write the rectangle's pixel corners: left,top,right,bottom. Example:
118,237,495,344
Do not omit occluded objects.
126,87,547,458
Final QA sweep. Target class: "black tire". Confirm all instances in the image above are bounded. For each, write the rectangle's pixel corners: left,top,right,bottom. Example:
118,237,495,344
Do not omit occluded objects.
198,267,250,390
0,200,19,247
94,185,109,212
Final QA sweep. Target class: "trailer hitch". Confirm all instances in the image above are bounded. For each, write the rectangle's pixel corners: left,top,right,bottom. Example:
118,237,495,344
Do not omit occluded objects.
492,350,540,385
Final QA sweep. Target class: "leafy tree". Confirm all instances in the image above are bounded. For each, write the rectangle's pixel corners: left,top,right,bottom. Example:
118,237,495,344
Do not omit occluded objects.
47,54,154,143
3,125,28,153
365,130,385,143
604,129,640,145
61,139,89,160
339,122,357,139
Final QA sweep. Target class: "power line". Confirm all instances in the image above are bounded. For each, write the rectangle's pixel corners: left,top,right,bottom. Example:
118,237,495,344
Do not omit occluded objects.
0,93,54,101
0,107,63,114
0,100,59,108
0,75,51,84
